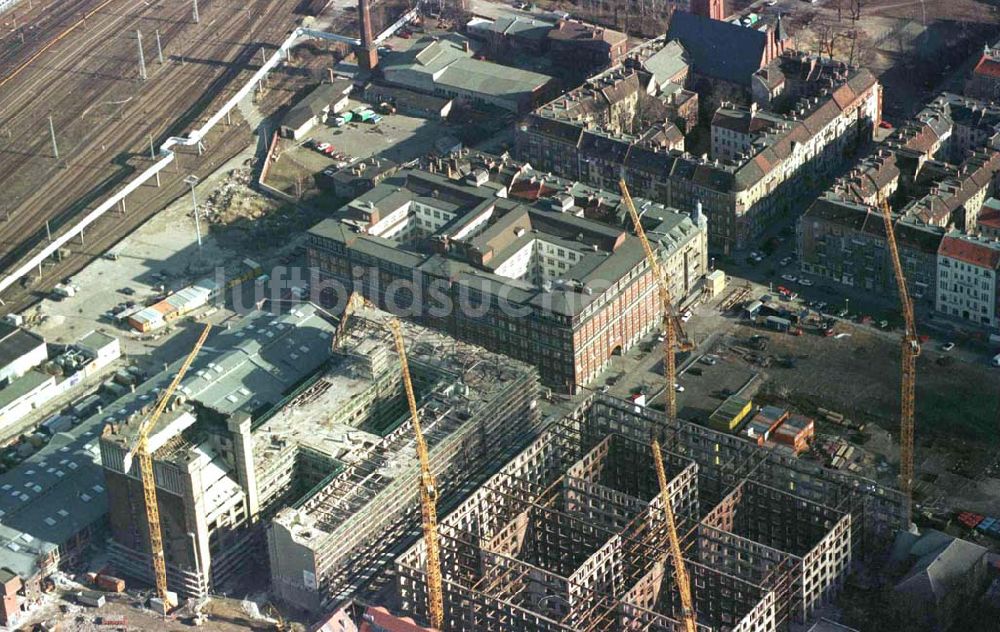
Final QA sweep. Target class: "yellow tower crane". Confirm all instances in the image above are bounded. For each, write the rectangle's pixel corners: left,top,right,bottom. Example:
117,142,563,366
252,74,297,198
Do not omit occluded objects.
122,324,212,608
332,291,368,350
388,318,445,629
652,439,697,632
880,200,919,524
618,179,697,631
619,178,692,418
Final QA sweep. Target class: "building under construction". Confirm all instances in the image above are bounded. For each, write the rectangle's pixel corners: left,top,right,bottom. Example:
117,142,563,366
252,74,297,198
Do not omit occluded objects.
394,394,906,631
100,304,540,603
266,308,541,613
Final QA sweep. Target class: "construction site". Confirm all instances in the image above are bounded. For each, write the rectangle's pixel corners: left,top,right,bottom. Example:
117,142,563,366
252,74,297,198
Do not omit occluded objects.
96,301,542,614
392,392,904,631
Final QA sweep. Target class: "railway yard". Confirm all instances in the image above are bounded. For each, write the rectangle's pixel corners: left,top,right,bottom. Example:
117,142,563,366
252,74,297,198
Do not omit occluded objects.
0,0,332,314
0,0,999,630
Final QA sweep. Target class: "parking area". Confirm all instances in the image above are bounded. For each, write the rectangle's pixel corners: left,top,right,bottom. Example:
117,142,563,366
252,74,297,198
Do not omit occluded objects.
268,98,455,198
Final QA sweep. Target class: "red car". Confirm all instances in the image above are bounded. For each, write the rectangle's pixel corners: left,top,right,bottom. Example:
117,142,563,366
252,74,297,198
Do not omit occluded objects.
879,120,893,130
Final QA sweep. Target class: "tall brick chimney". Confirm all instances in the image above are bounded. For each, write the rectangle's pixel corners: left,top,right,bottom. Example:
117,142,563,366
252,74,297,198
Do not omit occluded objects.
357,0,379,73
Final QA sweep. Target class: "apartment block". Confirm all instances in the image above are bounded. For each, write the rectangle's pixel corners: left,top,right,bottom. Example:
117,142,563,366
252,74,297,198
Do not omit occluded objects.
936,230,1000,329
306,155,707,392
520,49,881,251
797,196,942,306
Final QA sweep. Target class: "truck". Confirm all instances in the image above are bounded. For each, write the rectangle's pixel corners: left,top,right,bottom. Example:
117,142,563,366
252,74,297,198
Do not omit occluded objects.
764,316,791,333
332,111,353,126
354,108,377,122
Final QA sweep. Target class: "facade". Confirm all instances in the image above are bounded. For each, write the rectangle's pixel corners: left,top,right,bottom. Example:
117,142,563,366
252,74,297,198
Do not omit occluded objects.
379,35,557,113
936,231,1000,329
364,84,453,119
547,19,629,75
798,196,943,306
520,50,881,251
306,156,708,392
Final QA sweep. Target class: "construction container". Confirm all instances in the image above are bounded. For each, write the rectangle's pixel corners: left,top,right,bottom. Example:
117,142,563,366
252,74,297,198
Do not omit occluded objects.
96,574,125,592
708,396,753,432
76,591,105,607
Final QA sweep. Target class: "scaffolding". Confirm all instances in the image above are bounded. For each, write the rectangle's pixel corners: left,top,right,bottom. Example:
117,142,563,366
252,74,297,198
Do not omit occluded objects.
395,393,907,631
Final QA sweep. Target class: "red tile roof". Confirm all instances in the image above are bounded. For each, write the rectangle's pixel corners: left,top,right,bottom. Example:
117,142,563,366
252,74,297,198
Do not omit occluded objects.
359,607,436,632
939,235,1000,269
980,207,1000,229
974,56,1000,79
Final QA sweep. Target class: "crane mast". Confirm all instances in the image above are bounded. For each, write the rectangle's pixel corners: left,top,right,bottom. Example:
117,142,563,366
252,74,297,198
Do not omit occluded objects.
879,200,918,524
652,439,697,632
388,318,445,629
619,179,697,630
332,291,367,350
123,324,212,606
619,179,679,418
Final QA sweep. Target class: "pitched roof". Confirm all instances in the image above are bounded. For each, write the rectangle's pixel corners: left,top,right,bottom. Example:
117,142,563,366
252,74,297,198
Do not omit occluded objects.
974,55,1000,79
667,12,769,85
939,233,1000,269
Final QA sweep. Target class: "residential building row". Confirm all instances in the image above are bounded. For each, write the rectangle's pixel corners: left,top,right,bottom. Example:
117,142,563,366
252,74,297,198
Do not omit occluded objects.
519,45,881,252
797,91,1000,331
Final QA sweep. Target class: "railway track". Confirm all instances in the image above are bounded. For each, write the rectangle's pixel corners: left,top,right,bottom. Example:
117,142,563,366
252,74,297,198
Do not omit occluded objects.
0,0,307,313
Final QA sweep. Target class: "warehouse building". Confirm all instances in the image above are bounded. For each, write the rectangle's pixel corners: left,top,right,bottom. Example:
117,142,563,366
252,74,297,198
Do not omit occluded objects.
379,34,556,113
280,80,352,140
305,154,708,392
393,393,906,631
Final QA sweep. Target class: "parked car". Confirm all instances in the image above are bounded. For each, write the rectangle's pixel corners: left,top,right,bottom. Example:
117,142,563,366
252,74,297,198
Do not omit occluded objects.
315,142,330,152
941,342,955,352
700,355,718,366
118,287,135,296
799,278,814,287
680,310,692,322
674,383,685,392
781,274,797,282
879,120,893,130
779,256,792,266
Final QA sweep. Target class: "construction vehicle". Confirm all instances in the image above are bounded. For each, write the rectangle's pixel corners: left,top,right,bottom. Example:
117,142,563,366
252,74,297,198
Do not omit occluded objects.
388,318,444,629
620,180,697,631
652,439,697,632
879,200,918,524
122,324,212,609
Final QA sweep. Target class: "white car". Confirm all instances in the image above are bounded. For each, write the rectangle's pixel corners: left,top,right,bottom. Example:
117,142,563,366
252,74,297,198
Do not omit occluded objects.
941,342,955,352
765,0,777,5
674,383,685,392
681,310,692,322
315,142,330,151
799,278,814,287
781,274,797,282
